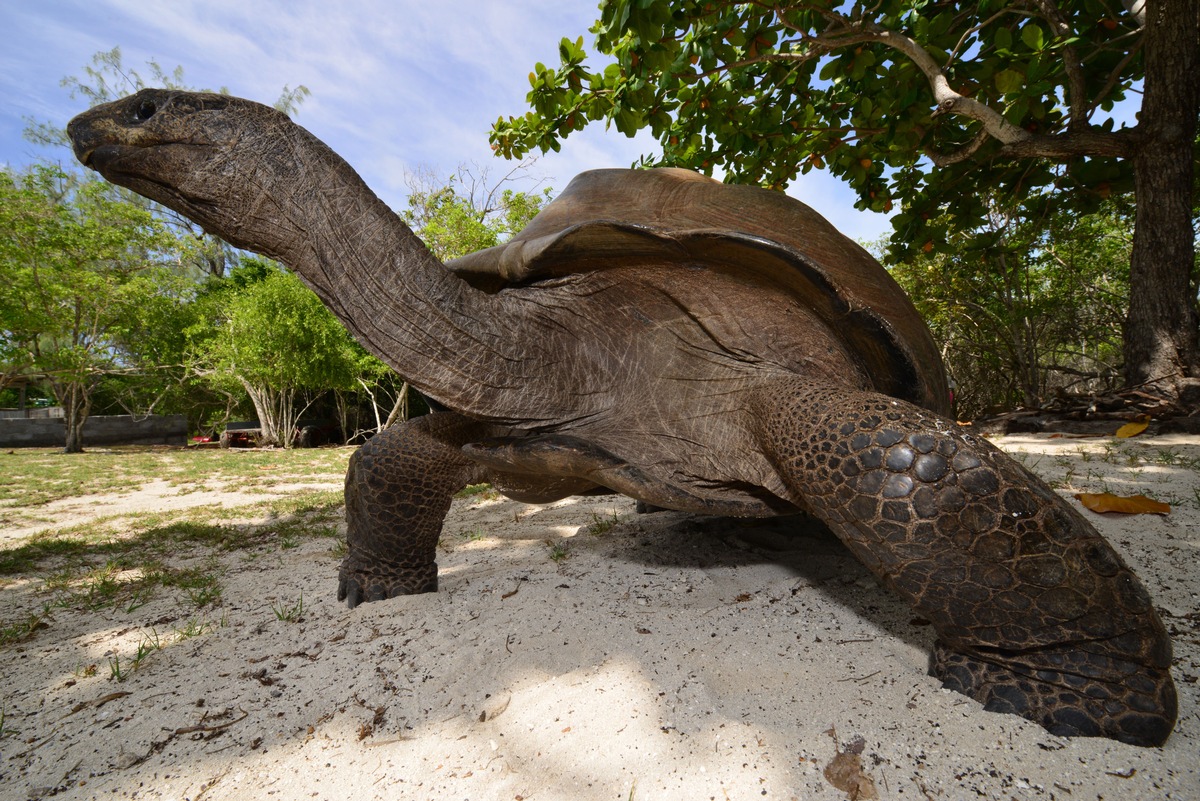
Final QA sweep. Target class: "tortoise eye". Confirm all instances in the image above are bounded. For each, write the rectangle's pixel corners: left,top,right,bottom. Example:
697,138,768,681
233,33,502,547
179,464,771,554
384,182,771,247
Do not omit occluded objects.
135,100,157,122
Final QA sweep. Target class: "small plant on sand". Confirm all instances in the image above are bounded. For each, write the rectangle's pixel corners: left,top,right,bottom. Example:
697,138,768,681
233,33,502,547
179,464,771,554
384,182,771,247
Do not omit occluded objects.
546,539,569,562
455,483,499,500
130,630,163,670
586,510,621,536
271,593,305,623
81,562,124,610
1153,447,1180,465
0,608,51,646
176,570,224,609
124,585,155,614
173,616,219,641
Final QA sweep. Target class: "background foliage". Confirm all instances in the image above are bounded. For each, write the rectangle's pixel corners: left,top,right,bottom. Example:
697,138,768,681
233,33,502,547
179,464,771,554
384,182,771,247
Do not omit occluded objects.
0,53,548,450
887,193,1133,418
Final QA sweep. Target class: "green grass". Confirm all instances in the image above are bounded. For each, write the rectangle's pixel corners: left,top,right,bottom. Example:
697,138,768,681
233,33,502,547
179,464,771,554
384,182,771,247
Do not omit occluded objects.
586,510,621,536
455,483,500,501
0,446,350,512
0,447,350,649
107,628,177,681
270,593,305,623
1,489,344,576
108,654,128,682
173,615,225,640
0,609,52,647
0,449,164,506
0,495,341,629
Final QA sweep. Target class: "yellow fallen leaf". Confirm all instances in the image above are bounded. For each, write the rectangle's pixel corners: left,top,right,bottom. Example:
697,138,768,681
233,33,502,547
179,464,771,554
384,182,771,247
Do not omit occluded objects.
1115,415,1151,438
1074,492,1171,515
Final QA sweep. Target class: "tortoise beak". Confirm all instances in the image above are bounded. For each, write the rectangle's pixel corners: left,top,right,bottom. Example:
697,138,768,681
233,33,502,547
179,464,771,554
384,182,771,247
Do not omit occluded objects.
67,108,129,173
67,113,102,170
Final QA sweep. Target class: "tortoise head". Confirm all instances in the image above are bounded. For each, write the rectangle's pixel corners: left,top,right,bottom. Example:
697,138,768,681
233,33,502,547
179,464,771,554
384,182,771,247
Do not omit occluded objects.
68,88,305,259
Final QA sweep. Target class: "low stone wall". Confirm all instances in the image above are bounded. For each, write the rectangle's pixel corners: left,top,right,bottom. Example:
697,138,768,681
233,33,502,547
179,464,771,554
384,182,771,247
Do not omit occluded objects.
0,414,188,448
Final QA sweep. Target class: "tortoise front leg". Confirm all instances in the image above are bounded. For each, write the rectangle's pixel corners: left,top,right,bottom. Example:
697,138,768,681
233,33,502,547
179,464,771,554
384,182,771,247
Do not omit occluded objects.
754,378,1176,746
338,412,489,608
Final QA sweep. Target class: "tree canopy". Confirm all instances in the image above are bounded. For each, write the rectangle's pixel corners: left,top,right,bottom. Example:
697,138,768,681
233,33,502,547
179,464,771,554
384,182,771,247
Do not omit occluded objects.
401,164,552,260
0,165,175,451
494,1,1141,237
200,261,364,447
493,0,1199,395
888,192,1134,417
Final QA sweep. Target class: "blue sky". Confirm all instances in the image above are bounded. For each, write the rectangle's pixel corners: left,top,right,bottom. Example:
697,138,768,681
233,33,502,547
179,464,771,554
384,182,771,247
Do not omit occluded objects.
0,0,891,242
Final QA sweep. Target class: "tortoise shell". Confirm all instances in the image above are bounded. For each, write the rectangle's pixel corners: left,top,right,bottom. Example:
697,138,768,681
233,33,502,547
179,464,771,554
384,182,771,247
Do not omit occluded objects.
447,168,948,413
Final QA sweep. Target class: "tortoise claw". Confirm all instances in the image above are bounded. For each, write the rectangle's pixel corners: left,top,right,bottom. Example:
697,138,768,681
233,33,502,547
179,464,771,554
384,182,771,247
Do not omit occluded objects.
338,573,388,609
337,574,362,609
337,561,439,608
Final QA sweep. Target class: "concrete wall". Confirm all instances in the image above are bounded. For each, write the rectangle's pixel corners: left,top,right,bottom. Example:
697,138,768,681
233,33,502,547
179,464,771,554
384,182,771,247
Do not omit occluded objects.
0,414,188,448
0,407,64,419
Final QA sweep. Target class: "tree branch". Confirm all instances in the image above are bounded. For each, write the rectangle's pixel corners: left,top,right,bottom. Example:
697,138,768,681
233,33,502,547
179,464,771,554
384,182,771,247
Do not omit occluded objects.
927,130,992,167
1088,40,1144,118
994,125,1140,159
866,24,1032,145
945,7,1017,67
765,7,1040,146
784,8,1141,162
1031,0,1091,126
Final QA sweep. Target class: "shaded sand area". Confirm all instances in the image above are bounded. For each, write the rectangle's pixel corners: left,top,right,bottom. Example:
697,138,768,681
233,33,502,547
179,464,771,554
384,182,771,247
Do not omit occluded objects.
0,435,1197,799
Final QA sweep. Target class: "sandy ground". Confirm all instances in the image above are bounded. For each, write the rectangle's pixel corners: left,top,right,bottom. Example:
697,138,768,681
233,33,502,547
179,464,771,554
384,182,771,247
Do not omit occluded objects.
1,478,343,542
1,433,1197,800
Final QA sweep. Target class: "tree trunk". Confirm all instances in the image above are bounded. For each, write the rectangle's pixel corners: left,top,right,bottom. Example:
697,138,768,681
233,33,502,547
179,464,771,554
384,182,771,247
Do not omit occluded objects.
1124,0,1200,394
60,381,91,454
383,382,410,430
242,381,286,447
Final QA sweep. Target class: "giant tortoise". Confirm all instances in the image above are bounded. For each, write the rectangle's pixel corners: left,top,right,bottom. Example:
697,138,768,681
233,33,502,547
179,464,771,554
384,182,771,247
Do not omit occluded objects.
67,89,1176,746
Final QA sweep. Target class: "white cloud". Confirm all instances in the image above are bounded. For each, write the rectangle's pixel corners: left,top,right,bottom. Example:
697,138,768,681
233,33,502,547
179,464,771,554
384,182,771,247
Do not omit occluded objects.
0,0,889,241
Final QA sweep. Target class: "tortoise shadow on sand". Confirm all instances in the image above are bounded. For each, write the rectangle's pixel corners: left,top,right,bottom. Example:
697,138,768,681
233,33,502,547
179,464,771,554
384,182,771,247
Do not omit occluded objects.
591,510,937,655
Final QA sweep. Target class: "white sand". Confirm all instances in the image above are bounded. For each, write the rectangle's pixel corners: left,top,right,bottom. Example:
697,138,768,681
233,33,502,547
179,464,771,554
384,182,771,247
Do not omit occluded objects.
1,433,1197,800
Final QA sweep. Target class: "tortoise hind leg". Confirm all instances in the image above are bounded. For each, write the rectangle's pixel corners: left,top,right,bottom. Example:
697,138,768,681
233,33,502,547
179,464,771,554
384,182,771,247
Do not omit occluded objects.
339,413,489,608
753,378,1176,746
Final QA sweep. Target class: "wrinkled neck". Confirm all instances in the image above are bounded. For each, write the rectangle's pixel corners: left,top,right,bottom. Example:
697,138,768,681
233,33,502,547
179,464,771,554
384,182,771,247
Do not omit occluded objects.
263,135,531,421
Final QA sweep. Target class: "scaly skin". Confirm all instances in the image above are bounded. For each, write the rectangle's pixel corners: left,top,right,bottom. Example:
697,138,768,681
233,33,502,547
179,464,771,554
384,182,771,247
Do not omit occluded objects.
339,413,602,606
339,414,488,606
752,379,1176,747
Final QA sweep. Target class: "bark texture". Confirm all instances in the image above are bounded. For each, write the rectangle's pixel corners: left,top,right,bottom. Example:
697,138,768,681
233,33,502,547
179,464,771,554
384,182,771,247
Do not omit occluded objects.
1125,0,1200,391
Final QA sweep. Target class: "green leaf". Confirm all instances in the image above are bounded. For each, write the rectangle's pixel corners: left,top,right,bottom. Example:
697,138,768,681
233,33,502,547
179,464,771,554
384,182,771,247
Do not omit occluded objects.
1021,24,1044,51
818,56,842,83
993,27,1013,51
995,68,1024,95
